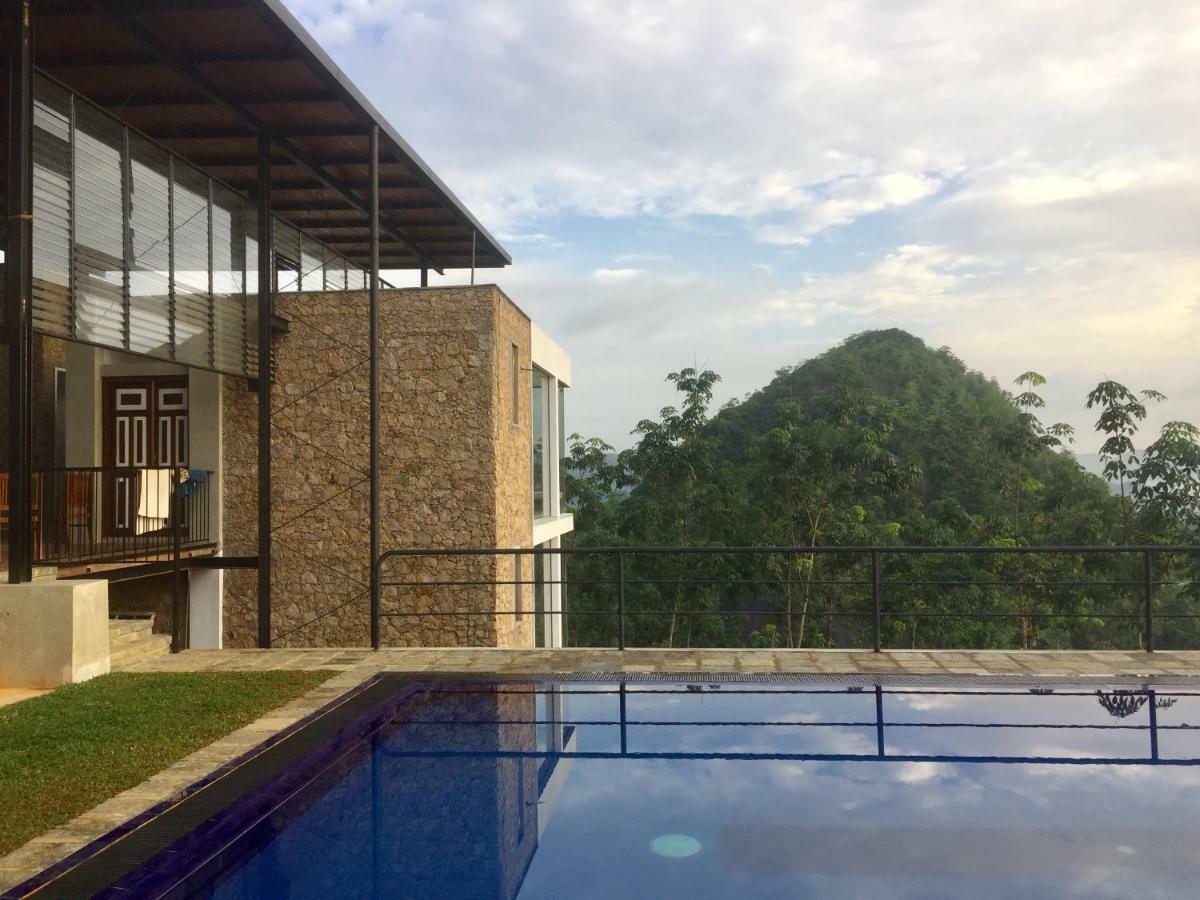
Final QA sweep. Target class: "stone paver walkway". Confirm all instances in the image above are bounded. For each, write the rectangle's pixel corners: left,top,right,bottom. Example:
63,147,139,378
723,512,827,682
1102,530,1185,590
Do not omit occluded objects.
118,646,1200,677
4,647,1199,892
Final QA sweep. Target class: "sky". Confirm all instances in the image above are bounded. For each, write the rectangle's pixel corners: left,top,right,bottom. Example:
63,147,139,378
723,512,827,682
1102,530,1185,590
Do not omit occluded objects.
284,0,1200,453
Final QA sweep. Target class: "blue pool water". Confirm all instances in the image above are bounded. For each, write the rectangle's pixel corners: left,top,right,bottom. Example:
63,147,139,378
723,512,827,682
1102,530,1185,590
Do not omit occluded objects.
181,681,1200,898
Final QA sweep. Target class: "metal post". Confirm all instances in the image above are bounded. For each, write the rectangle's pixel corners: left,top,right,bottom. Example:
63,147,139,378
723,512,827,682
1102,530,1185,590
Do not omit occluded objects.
420,266,428,288
6,0,35,584
871,549,882,653
1147,688,1159,761
255,135,272,647
171,475,184,653
1143,548,1154,654
368,124,381,650
616,552,626,650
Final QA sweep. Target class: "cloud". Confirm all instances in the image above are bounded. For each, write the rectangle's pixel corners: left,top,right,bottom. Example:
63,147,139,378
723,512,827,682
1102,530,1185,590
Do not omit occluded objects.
591,267,643,283
283,1,1200,452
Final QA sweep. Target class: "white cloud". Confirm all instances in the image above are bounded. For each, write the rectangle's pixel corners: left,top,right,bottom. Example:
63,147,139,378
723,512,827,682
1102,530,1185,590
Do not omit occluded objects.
591,267,643,283
282,1,1200,451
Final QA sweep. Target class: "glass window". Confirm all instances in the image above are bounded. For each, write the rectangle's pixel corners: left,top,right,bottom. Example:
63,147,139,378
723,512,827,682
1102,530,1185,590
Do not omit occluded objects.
73,100,126,349
511,344,520,425
274,219,300,292
211,183,246,375
244,205,260,378
127,134,172,357
300,234,324,291
532,369,546,518
172,166,212,367
558,384,567,500
31,79,71,338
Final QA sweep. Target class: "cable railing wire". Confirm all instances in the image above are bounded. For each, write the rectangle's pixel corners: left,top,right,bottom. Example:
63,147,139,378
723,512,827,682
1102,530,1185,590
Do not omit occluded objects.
373,545,1200,652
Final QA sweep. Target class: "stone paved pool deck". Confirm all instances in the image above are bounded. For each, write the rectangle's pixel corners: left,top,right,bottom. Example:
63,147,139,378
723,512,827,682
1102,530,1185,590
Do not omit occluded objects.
4,647,1200,892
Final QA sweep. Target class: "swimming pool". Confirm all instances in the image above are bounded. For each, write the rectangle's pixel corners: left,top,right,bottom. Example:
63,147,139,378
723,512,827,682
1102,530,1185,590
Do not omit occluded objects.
16,675,1200,898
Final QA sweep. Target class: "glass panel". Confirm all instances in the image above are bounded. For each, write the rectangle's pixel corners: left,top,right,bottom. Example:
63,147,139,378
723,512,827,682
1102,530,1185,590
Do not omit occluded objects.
73,100,126,348
244,205,260,378
300,234,324,290
172,167,212,367
532,369,547,519
127,134,172,357
274,218,300,292
347,264,366,291
31,79,71,338
325,250,347,291
212,183,246,375
558,385,567,501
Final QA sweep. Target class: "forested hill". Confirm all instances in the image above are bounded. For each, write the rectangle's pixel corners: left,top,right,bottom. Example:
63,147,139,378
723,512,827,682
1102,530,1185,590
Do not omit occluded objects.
703,328,1112,539
563,328,1198,649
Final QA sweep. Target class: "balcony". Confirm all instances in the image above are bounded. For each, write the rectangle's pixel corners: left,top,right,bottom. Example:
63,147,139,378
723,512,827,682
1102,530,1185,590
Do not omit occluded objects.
0,467,214,576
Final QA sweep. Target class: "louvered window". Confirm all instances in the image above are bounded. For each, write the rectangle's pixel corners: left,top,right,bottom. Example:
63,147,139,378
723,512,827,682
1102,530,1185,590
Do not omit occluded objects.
128,134,172,357
31,79,71,338
27,73,366,379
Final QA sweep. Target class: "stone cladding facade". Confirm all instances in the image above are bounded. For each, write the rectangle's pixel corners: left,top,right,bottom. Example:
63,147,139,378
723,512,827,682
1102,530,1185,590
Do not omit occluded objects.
221,285,534,648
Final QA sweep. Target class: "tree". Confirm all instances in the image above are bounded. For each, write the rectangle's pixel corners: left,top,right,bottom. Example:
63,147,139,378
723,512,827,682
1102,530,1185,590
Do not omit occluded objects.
1086,380,1164,537
1006,372,1075,540
749,390,919,647
618,368,739,647
1132,421,1200,535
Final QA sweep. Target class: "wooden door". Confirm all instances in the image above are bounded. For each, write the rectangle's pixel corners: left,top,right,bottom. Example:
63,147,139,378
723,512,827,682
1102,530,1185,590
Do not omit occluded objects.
102,376,188,536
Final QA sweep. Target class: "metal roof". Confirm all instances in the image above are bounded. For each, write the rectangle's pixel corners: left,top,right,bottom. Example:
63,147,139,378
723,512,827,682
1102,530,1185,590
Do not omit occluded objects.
1,0,510,271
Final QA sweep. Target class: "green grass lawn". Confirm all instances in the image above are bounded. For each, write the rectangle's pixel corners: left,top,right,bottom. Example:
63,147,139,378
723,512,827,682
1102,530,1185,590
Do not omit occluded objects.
0,670,332,856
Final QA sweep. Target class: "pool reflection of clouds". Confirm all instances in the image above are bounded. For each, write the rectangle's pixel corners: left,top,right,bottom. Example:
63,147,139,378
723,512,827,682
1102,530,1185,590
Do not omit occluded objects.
206,680,1200,900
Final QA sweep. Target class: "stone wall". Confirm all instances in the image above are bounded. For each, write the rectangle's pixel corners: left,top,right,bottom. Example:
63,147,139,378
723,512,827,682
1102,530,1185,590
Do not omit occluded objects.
222,285,534,648
494,295,535,646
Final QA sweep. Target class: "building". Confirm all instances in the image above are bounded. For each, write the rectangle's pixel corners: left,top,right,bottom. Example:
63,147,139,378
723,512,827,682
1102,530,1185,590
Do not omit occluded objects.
0,0,570,685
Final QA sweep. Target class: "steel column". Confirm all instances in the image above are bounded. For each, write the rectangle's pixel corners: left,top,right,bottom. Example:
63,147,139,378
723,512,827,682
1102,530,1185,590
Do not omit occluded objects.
6,0,35,584
256,135,272,647
369,125,381,650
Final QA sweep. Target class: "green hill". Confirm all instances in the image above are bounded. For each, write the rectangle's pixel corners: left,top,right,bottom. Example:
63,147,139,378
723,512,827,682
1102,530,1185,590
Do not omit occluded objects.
705,328,1116,543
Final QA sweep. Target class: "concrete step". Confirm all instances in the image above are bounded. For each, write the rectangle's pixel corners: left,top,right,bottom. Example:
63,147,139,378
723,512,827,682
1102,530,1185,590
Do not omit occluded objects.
110,634,172,669
110,625,160,651
108,615,156,641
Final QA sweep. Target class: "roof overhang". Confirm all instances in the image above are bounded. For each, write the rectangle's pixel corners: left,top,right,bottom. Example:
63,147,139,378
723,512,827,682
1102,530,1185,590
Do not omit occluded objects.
1,0,510,272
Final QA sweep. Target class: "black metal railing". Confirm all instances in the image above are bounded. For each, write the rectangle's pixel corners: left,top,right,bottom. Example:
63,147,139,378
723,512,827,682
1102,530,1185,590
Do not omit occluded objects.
375,545,1200,652
0,466,213,568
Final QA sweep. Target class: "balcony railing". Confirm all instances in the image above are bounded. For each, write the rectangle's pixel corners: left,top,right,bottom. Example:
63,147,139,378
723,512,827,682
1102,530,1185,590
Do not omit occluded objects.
375,545,1200,652
0,467,213,569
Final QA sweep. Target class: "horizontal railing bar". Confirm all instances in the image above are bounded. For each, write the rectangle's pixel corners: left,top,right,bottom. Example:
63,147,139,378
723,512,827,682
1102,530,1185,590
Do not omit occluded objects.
379,545,1200,560
377,609,1168,620
380,578,1185,589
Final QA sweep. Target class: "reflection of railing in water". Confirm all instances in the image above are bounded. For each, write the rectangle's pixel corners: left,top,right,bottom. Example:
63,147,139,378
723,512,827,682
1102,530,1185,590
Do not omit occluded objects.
0,467,213,567
380,685,1200,766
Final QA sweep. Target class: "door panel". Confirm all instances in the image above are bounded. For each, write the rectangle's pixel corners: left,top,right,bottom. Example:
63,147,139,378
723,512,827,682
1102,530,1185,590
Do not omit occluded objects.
103,376,188,537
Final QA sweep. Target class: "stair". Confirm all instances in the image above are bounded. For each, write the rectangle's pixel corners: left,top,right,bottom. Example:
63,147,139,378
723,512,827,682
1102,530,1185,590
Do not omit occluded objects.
109,615,172,669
